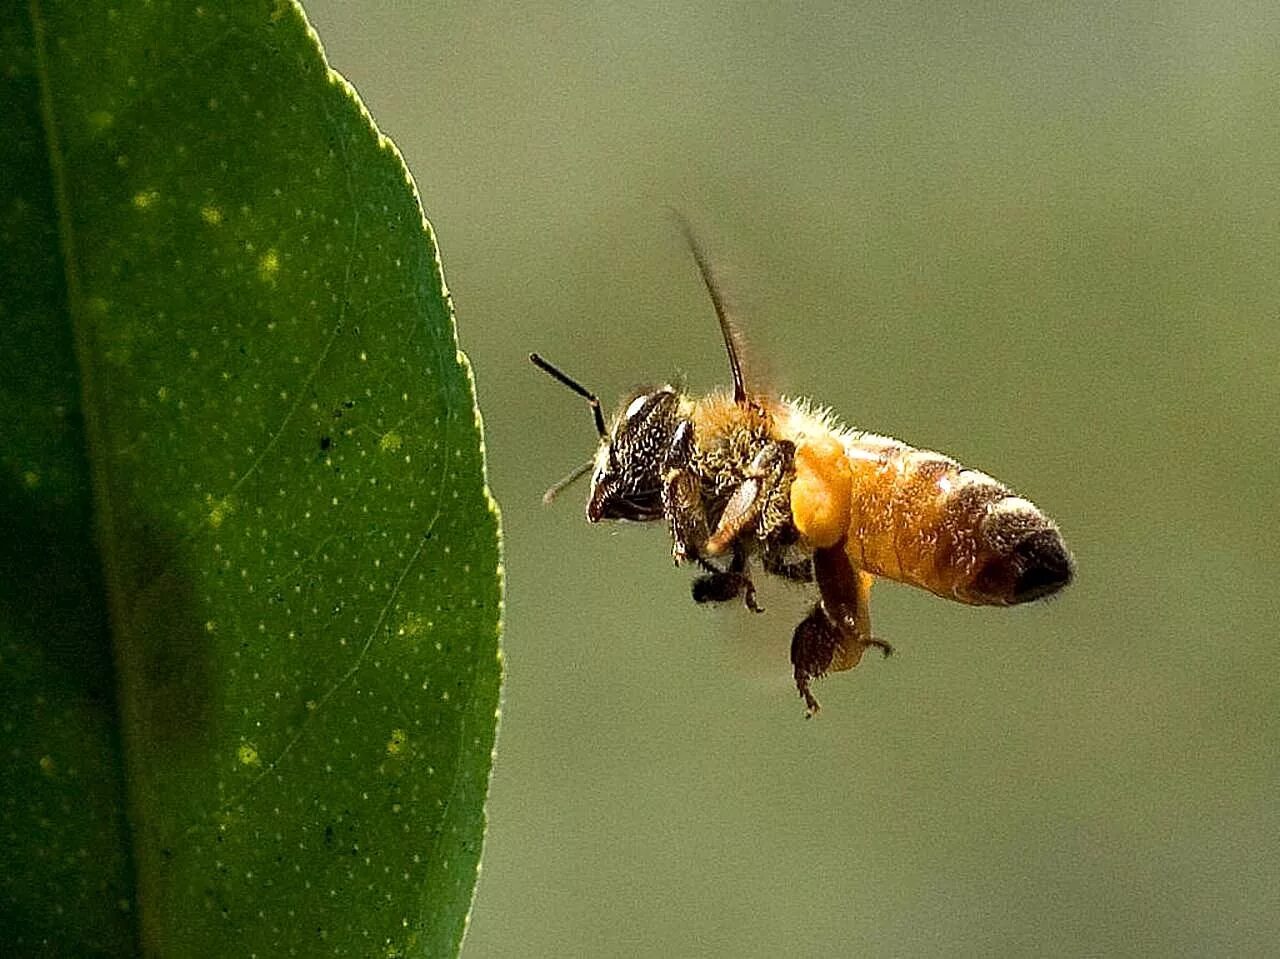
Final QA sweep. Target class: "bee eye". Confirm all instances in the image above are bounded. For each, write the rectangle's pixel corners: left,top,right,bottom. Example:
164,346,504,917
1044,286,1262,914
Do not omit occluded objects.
621,388,678,430
624,394,650,421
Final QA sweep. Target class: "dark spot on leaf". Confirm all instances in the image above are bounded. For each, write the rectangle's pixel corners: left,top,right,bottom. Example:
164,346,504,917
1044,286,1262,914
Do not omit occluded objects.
121,523,217,750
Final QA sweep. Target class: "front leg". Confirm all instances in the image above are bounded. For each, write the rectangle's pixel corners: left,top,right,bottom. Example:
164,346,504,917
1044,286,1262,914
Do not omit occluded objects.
703,440,794,555
790,540,892,716
662,420,712,565
663,427,790,609
662,422,781,561
691,544,763,612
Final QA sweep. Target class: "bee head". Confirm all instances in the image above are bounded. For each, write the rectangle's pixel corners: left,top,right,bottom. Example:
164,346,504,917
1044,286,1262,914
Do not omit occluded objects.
530,353,682,523
587,388,681,523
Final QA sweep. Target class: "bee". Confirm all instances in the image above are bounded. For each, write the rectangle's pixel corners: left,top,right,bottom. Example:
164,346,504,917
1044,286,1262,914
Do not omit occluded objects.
531,219,1073,715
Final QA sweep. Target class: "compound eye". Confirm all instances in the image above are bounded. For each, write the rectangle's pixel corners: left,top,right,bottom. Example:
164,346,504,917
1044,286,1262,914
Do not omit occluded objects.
620,389,676,434
623,394,651,422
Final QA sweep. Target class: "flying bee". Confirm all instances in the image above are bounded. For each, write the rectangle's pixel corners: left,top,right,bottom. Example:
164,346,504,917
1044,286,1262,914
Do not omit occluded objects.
532,219,1073,715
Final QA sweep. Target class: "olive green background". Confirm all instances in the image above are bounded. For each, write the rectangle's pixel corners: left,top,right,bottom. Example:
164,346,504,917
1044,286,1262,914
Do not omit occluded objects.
305,2,1278,955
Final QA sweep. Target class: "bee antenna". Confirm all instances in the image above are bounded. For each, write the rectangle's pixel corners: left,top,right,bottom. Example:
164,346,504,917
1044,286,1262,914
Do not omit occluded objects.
540,459,595,506
670,209,748,406
529,352,608,439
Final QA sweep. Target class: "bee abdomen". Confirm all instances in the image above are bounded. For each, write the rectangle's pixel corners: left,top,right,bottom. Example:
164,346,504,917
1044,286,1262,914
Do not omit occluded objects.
845,442,1072,606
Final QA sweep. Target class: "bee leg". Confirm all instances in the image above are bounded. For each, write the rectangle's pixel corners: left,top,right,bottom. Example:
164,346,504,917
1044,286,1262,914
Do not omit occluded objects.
703,440,795,556
691,545,763,612
790,605,847,716
763,548,813,583
866,635,894,657
662,420,713,565
790,542,889,716
665,430,791,570
664,469,709,565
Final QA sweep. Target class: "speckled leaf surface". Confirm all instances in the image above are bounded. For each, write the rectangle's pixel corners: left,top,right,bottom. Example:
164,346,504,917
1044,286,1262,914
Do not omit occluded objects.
0,2,502,956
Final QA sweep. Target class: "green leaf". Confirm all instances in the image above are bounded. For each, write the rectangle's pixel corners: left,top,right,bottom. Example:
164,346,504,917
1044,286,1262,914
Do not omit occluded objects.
0,2,503,955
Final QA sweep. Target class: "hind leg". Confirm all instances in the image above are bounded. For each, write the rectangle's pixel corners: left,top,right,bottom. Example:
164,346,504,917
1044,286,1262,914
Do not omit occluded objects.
789,541,891,715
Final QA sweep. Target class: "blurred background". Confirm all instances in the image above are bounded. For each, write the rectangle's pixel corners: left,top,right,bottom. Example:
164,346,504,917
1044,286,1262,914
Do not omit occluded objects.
306,3,1278,955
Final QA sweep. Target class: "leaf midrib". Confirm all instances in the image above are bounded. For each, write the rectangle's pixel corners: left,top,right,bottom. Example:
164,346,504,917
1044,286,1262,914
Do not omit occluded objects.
28,0,143,952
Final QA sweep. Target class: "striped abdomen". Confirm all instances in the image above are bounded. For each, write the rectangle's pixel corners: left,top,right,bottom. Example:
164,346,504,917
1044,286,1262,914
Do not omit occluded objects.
842,433,1072,606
